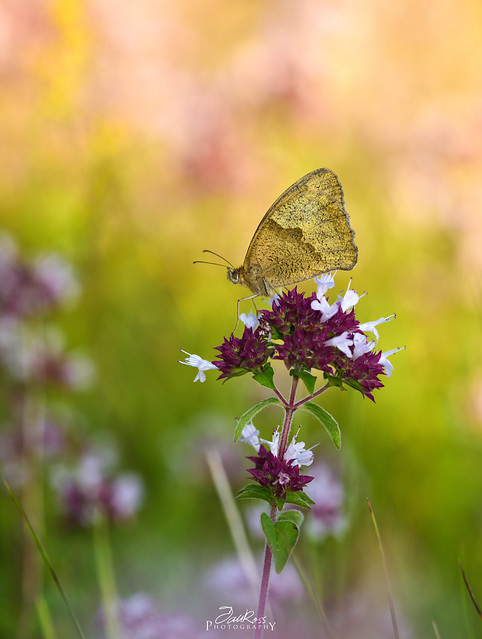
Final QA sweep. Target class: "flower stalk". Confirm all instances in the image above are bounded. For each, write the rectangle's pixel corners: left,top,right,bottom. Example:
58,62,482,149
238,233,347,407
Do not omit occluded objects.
179,274,403,638
254,502,276,639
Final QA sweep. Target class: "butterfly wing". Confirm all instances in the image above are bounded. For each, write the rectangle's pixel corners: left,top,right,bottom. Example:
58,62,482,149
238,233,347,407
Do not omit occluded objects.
242,168,357,291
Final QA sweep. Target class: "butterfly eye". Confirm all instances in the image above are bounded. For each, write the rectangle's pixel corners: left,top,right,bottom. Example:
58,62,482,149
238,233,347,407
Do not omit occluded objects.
227,268,239,285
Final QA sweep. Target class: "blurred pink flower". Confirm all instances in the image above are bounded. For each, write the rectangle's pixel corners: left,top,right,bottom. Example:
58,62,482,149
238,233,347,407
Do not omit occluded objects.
204,556,304,605
97,592,202,639
0,417,66,487
52,448,143,526
304,462,347,540
0,322,94,389
0,234,79,319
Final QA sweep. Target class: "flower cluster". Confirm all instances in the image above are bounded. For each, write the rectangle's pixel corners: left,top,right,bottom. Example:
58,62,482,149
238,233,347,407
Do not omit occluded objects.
0,234,143,539
247,445,314,499
0,234,93,390
240,423,314,499
213,326,271,380
180,274,401,402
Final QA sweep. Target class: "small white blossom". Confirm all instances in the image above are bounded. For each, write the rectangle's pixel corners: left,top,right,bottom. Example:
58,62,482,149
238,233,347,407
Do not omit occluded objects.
239,422,260,449
351,333,375,360
311,295,339,321
260,426,314,467
325,331,353,358
270,292,281,307
338,279,365,312
314,272,336,297
261,426,281,456
178,350,218,382
379,347,404,377
239,312,259,330
358,314,395,342
284,431,315,467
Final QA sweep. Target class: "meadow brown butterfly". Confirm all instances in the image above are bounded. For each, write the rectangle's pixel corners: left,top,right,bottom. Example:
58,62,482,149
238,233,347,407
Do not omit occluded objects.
196,168,357,298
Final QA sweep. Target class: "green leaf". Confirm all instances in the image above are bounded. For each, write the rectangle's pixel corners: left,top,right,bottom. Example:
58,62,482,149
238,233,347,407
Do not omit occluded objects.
260,512,301,574
323,372,344,389
300,401,341,449
252,364,276,390
278,509,304,528
235,484,275,506
261,512,276,549
343,377,370,397
290,368,316,394
234,397,283,441
285,490,315,509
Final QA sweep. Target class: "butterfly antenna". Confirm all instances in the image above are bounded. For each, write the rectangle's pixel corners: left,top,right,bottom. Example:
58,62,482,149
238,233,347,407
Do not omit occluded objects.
201,250,235,269
193,259,229,268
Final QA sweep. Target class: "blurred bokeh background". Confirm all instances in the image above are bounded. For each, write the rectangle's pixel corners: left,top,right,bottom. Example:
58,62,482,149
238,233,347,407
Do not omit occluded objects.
1,1,481,637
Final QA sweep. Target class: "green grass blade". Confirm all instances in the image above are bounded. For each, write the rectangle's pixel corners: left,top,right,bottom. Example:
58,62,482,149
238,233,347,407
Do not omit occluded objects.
4,479,86,639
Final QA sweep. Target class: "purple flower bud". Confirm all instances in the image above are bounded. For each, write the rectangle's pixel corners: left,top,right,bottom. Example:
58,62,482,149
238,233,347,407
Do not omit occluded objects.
213,326,270,380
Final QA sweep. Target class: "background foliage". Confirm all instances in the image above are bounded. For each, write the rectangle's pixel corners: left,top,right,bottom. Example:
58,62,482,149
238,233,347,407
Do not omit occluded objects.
1,1,481,637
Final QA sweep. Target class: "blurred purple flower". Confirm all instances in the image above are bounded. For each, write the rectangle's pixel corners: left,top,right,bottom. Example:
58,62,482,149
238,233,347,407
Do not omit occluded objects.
0,418,66,487
330,590,414,639
0,418,65,461
98,593,202,639
28,338,94,390
0,323,94,389
0,234,79,319
52,449,143,526
304,463,347,540
204,556,304,605
33,254,79,308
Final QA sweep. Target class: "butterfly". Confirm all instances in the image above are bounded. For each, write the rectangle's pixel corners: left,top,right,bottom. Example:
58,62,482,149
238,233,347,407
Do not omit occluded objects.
196,167,357,300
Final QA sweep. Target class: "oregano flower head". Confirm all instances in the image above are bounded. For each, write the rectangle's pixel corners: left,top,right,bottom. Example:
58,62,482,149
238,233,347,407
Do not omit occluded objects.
247,445,314,500
181,275,402,402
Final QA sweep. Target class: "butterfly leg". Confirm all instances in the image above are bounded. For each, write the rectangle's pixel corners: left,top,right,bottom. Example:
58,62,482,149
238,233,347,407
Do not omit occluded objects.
234,293,259,332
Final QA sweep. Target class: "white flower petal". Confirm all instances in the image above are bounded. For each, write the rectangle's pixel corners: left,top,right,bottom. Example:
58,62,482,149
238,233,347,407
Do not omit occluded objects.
352,333,374,359
261,427,280,456
314,272,336,297
283,429,315,467
239,422,260,449
379,346,404,377
239,312,259,329
358,314,395,342
311,296,339,321
325,332,353,358
179,350,218,383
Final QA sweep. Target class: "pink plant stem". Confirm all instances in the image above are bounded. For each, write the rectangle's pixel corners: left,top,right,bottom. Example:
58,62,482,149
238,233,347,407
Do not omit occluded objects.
253,502,276,639
293,381,330,410
278,375,299,457
253,376,299,639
